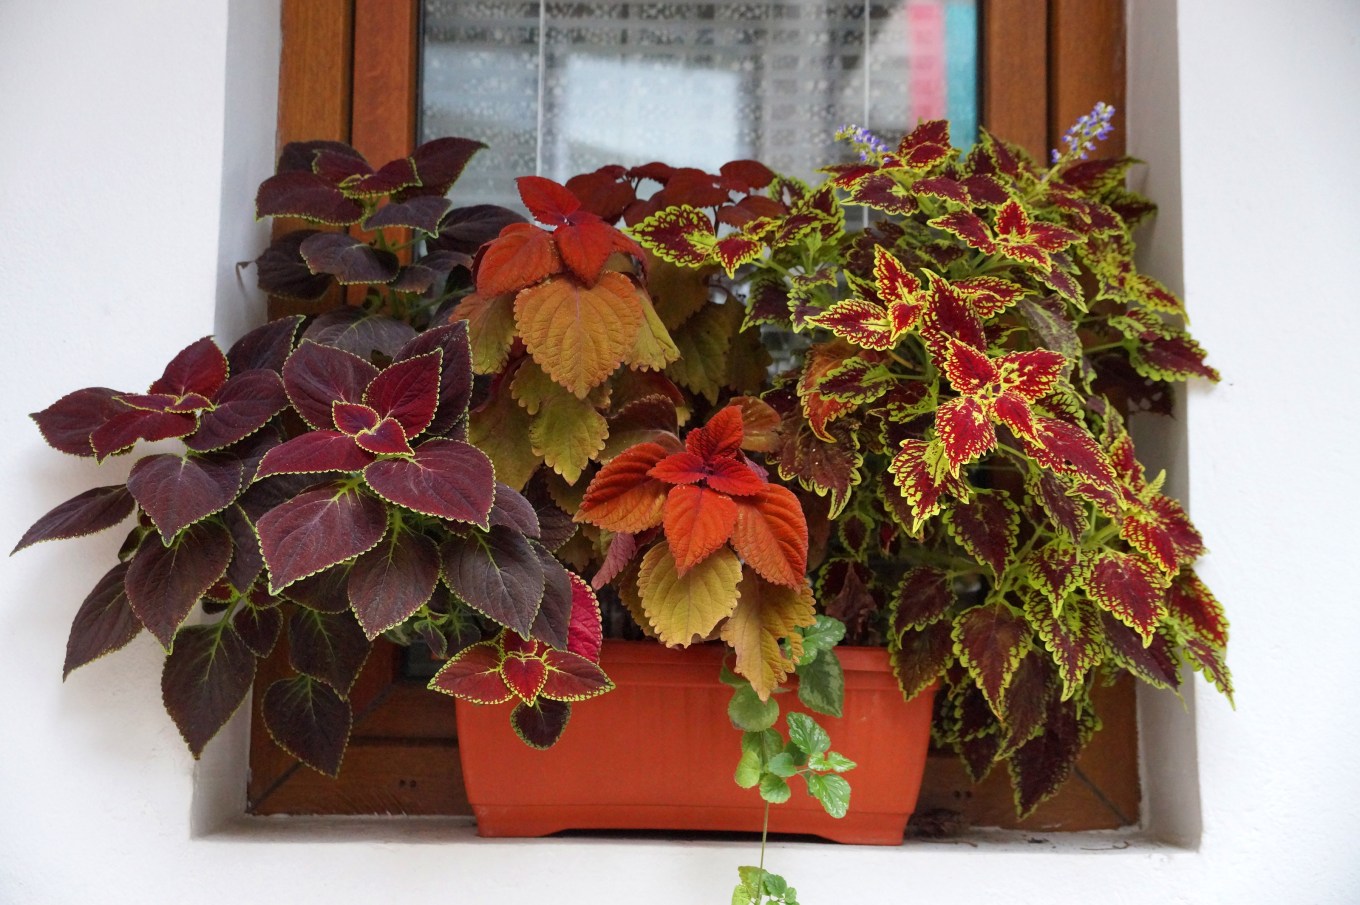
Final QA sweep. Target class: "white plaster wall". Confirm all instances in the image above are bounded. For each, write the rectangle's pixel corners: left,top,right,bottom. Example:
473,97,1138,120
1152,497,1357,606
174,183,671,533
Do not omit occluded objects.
1,0,1357,902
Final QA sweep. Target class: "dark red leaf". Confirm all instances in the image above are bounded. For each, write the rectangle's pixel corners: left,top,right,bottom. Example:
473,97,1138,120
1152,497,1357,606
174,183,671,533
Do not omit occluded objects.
161,624,256,757
184,370,289,452
127,454,244,542
90,409,196,460
14,484,134,553
255,171,364,225
1024,417,1117,492
282,341,380,430
1008,690,1094,816
256,483,388,592
332,402,379,436
891,566,955,634
352,416,410,457
261,676,352,777
299,233,400,285
288,607,371,694
277,139,363,175
431,204,526,256
518,175,581,226
254,232,333,300
440,525,545,637
255,431,374,477
566,572,603,662
391,250,470,295
502,651,549,702
402,136,486,198
898,120,952,168
347,530,440,638
365,351,441,439
890,620,952,700
510,698,572,749
945,491,1019,577
63,562,141,677
301,308,418,361
541,649,613,700
720,159,776,190
283,564,352,613
1101,613,1181,689
311,148,373,182
529,543,573,650
363,196,452,234
31,387,131,457
428,641,512,704
125,520,232,648
930,211,995,253
395,321,474,437
953,605,1028,717
233,603,282,658
364,439,495,526
349,156,418,197
564,169,636,223
1084,550,1169,641
150,337,228,399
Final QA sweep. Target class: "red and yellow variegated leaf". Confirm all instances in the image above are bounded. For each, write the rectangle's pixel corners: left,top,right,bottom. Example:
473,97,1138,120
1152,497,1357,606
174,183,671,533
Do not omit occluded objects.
897,120,953,169
1101,614,1181,690
1026,542,1082,610
890,620,953,701
1000,653,1054,753
1022,592,1103,698
920,275,986,360
796,341,859,441
942,337,999,395
930,210,995,253
576,442,670,532
889,438,970,530
1083,551,1170,642
720,573,816,700
686,404,745,461
515,272,643,399
730,484,808,588
1183,637,1233,703
630,205,715,268
1024,417,1118,492
428,640,511,704
935,395,997,471
476,223,560,297
847,173,917,214
812,359,892,405
1026,470,1088,542
1132,332,1221,382
998,348,1068,402
711,233,763,276
501,654,549,703
540,649,614,701
662,484,738,573
955,276,1025,317
451,292,518,375
953,604,1029,720
1165,568,1228,648
890,566,954,634
806,300,894,351
1122,493,1206,574
944,491,1020,577
777,410,864,519
636,542,742,646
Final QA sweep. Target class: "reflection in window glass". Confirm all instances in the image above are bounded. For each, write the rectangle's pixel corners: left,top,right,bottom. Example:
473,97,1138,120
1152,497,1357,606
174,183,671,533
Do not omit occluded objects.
421,1,977,209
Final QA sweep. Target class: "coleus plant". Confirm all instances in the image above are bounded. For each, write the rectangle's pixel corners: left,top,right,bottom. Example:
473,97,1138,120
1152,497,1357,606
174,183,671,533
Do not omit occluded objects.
16,137,613,772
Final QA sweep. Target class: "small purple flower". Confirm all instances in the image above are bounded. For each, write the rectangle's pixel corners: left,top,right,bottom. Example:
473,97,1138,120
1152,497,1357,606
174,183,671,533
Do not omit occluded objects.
837,124,890,162
1051,101,1116,165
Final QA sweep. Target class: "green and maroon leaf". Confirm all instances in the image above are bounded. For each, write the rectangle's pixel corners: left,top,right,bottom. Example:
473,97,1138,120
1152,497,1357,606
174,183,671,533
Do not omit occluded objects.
261,675,353,777
888,438,970,529
428,640,512,704
1016,296,1081,361
161,624,256,757
776,410,864,519
510,698,572,749
930,211,995,253
255,431,374,477
1122,493,1205,574
31,387,131,456
890,566,954,634
299,233,399,285
364,439,495,526
935,395,996,471
1023,593,1104,696
1024,417,1117,492
63,563,141,677
440,526,546,637
846,174,917,215
125,520,232,648
1132,332,1220,382
256,483,388,592
711,232,764,276
1000,653,1053,752
283,342,380,431
944,491,1020,577
1183,637,1233,702
233,601,283,658
540,649,614,700
952,604,1028,719
127,454,244,542
898,120,952,167
566,572,604,662
913,175,970,205
1101,614,1181,690
256,171,364,225
364,351,442,439
807,300,894,351
184,370,289,452
90,409,197,460
890,620,953,701
630,205,714,268
348,530,440,638
1165,568,1228,647
1027,470,1088,542
13,484,135,554
150,337,229,398
1026,542,1082,609
288,607,371,694
1008,689,1096,817
1084,550,1169,641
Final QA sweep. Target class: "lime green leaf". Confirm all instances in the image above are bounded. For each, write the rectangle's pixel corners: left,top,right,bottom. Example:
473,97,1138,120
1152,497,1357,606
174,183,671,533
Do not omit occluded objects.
759,773,792,804
766,751,800,778
734,748,763,789
728,684,780,731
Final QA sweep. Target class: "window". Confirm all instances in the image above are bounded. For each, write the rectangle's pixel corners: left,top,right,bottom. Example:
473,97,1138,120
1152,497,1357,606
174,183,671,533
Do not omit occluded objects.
251,0,1135,833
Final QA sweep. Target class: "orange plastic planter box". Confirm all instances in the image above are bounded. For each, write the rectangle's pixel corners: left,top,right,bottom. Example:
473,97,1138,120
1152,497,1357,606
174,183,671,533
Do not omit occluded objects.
454,640,936,845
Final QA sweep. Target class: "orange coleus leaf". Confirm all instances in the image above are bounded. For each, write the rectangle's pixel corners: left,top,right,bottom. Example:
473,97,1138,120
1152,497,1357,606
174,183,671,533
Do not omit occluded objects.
729,484,808,588
476,223,560,297
576,442,670,533
685,404,745,460
636,542,742,646
729,396,782,452
720,572,816,700
662,484,738,573
451,292,517,374
514,271,644,398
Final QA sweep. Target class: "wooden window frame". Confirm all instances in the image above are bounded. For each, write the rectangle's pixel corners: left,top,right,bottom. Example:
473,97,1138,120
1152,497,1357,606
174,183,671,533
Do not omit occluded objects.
251,0,1134,833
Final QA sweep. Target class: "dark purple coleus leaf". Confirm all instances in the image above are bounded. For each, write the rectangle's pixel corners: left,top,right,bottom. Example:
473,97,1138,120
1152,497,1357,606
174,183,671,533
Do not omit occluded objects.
1000,653,1053,753
233,602,283,658
364,350,441,439
390,249,471,296
348,156,419,198
256,483,388,593
528,542,573,650
399,137,486,200
63,562,142,678
256,171,364,225
1026,470,1088,543
1101,613,1181,689
953,604,1029,719
487,482,541,538
429,204,527,255
13,484,135,554
277,139,363,174
127,454,244,543
302,308,419,361
347,530,440,639
363,196,453,234
440,525,545,637
31,387,131,457
311,147,375,183
125,520,232,648
261,675,353,777
284,564,352,614
282,341,380,431
161,624,256,757
1007,689,1096,817
510,698,572,749
889,620,953,701
184,370,290,452
226,314,303,374
890,566,955,634
150,337,228,399
90,409,197,460
255,431,376,477
254,231,333,301
364,439,495,526
944,491,1020,577
288,607,371,695
299,232,400,286
394,321,474,437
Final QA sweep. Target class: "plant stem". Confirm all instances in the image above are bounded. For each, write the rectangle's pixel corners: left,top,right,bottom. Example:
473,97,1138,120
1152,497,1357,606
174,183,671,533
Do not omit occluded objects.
756,799,771,903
